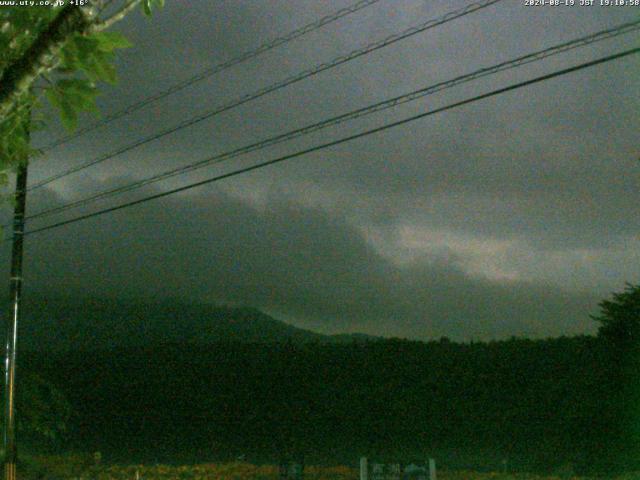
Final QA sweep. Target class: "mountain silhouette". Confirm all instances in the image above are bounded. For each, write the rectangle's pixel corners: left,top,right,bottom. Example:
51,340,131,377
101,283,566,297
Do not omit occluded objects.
5,296,379,351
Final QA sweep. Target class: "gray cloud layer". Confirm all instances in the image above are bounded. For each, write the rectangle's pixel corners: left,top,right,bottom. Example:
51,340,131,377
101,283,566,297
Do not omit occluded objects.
2,183,600,341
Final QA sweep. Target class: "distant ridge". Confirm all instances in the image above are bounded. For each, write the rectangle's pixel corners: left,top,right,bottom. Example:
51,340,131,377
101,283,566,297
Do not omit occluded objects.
327,332,381,343
4,296,380,351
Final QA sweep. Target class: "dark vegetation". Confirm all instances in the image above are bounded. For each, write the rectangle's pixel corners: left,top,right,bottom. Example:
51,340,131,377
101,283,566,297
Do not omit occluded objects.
6,284,640,475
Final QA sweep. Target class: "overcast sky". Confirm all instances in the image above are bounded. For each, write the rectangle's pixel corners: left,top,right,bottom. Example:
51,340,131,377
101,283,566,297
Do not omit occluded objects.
1,0,639,341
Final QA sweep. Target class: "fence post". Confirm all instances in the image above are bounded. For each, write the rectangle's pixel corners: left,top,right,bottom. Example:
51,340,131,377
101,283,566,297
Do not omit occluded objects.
428,458,436,480
360,457,368,480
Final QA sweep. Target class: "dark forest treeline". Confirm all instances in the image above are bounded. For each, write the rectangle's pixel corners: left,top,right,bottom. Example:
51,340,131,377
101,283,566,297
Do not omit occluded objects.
17,334,636,475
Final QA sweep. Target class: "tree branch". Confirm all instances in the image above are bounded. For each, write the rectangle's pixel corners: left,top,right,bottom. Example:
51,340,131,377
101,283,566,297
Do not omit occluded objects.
91,0,142,32
0,0,142,120
0,6,91,120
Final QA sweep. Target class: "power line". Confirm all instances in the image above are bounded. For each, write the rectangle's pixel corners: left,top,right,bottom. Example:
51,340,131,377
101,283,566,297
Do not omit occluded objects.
37,0,384,152
22,46,640,238
29,0,502,191
25,20,640,223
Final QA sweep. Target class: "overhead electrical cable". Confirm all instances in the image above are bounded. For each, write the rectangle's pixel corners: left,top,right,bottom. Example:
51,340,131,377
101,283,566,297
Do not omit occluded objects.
29,0,502,191
21,46,640,237
38,0,384,152
25,20,640,222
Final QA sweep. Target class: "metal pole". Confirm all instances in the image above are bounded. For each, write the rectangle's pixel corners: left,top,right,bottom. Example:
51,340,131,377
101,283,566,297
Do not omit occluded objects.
3,132,29,480
428,458,436,480
360,456,368,480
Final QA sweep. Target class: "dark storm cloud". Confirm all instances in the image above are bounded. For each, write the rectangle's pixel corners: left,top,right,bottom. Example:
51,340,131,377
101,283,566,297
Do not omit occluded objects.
0,181,599,341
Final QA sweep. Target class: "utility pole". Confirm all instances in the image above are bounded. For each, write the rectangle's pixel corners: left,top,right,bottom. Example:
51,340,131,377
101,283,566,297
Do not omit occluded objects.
3,115,29,480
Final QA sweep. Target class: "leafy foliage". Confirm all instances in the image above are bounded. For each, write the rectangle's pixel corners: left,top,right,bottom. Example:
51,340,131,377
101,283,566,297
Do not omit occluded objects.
0,6,59,171
591,283,640,347
17,373,72,444
0,372,71,450
142,0,164,16
0,2,161,174
45,29,133,130
0,7,60,69
590,283,640,469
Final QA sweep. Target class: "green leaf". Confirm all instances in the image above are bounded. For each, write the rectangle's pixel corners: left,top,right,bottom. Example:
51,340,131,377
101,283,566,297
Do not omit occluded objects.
91,31,133,51
45,87,78,131
58,98,77,131
60,32,129,85
86,53,118,84
56,78,100,113
59,78,96,94
45,78,101,130
59,36,81,70
142,0,152,16
142,0,164,16
73,35,100,64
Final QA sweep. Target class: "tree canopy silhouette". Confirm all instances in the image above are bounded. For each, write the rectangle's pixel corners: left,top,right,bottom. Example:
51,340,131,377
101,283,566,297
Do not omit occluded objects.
591,283,640,347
